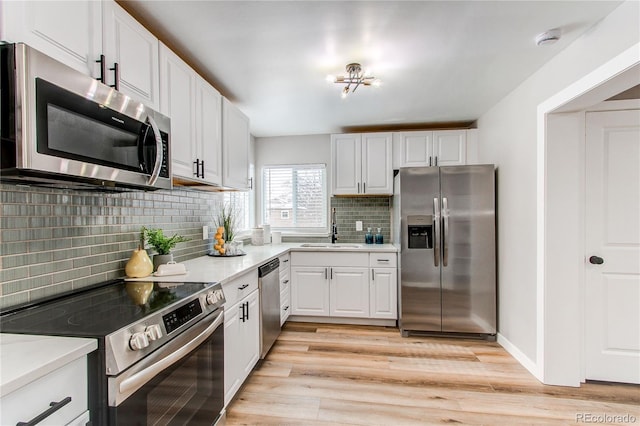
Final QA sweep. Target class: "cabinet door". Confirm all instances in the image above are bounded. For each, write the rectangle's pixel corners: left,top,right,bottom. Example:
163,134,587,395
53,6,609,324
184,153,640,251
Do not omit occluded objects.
370,268,398,319
102,0,159,109
399,131,433,167
433,130,466,166
330,267,370,317
0,1,101,77
291,266,330,316
223,301,241,406
239,290,260,382
361,133,393,195
196,76,223,185
222,98,250,189
159,44,197,180
331,134,362,195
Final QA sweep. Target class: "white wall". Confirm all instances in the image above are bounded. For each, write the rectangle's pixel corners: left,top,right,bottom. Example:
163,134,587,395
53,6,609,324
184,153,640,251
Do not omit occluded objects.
478,0,640,378
254,134,331,226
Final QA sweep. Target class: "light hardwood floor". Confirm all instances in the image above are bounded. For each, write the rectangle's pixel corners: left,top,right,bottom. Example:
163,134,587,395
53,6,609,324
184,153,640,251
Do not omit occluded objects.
226,322,640,425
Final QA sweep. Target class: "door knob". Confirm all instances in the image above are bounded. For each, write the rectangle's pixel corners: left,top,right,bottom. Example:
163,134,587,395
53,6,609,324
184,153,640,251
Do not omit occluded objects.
589,256,604,265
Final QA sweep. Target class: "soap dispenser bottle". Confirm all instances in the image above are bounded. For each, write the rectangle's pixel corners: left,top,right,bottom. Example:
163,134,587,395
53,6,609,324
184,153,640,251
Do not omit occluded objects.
375,228,383,244
365,227,374,244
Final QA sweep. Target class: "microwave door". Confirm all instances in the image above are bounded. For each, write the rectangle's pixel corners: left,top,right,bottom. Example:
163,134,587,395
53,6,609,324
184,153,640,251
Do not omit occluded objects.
139,116,164,186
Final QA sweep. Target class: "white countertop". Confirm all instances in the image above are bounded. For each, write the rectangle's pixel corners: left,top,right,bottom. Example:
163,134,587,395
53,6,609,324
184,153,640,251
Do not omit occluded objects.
127,242,397,284
0,334,97,397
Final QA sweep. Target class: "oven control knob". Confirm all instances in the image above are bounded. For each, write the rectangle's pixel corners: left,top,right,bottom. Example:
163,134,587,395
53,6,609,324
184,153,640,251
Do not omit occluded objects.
205,291,219,305
145,324,162,341
129,332,149,351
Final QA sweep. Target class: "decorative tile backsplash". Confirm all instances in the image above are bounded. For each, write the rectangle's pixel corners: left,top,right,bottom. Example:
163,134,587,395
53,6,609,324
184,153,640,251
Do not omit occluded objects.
330,197,391,244
0,184,223,309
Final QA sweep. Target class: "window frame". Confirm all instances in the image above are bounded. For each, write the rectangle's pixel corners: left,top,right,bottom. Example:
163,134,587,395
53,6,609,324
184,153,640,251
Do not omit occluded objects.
261,163,328,235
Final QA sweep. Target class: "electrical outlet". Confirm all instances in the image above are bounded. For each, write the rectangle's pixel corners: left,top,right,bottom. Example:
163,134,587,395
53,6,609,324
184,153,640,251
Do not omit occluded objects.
202,225,209,240
356,221,363,231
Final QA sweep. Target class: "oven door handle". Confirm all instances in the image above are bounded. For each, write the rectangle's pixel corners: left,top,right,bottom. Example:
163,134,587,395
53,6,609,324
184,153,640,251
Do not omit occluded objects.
117,310,223,400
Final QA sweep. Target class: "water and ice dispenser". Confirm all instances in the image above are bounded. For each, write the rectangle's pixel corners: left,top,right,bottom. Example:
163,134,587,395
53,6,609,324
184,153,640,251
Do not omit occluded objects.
407,215,433,249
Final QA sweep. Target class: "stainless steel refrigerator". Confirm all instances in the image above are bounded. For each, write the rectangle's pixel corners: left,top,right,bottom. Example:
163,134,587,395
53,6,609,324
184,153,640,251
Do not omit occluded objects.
394,165,496,336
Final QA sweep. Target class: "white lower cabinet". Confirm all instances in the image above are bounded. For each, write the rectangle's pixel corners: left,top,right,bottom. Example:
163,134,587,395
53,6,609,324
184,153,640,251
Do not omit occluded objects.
223,270,259,406
279,253,291,325
0,357,89,426
330,267,369,317
291,251,397,321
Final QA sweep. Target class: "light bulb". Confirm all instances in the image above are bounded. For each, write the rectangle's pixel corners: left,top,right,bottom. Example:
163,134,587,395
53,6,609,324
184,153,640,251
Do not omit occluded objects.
326,74,336,83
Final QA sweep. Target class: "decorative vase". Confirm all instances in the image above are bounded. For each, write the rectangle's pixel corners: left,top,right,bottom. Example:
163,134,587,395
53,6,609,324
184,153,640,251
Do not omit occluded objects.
125,246,153,278
153,253,174,272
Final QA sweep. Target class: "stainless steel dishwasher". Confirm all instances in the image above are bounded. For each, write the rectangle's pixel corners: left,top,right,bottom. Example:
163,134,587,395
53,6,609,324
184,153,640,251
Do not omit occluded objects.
258,258,281,358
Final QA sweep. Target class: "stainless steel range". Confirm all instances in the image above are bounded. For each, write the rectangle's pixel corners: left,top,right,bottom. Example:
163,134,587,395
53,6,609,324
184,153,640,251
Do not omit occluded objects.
0,280,226,426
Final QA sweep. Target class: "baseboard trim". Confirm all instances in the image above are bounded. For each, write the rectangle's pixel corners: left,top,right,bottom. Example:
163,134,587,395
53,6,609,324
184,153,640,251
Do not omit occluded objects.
288,315,397,327
497,332,542,382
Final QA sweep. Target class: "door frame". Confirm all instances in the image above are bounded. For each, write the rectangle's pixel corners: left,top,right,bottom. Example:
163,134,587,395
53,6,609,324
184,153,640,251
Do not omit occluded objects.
537,43,640,386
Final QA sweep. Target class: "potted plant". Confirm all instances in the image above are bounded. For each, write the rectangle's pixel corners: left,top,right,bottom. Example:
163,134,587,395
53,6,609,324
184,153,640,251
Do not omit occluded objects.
214,202,238,242
142,226,190,270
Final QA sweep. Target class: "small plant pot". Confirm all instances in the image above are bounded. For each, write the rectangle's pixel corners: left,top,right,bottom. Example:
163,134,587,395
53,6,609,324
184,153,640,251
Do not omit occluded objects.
153,253,174,272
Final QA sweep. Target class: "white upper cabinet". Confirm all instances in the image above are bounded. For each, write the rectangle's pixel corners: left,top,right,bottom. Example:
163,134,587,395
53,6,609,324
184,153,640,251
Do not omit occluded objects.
0,0,102,77
159,44,222,186
196,76,223,185
331,132,393,195
222,98,251,190
102,0,160,109
159,44,197,180
396,129,468,167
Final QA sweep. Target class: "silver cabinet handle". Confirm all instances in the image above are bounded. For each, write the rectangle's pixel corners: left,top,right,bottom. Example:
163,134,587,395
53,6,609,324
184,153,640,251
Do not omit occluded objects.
433,197,440,267
442,197,449,267
376,259,389,263
146,115,163,187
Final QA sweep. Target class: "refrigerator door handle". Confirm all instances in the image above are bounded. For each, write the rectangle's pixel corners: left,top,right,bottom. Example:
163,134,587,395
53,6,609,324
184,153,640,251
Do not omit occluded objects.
433,197,440,267
442,197,449,267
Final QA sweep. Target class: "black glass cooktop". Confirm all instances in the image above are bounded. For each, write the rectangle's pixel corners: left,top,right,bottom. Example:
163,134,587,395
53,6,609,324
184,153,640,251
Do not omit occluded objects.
0,280,215,338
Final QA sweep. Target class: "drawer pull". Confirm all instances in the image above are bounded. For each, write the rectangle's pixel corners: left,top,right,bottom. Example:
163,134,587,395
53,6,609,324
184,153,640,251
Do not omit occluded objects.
283,279,289,284
283,259,289,263
283,306,289,311
376,259,390,263
238,284,249,290
17,396,72,426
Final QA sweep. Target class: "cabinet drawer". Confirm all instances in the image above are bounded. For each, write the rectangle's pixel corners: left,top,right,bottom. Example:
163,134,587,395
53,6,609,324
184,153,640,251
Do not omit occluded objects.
369,252,397,268
280,287,291,325
222,269,258,307
0,357,88,426
291,251,369,267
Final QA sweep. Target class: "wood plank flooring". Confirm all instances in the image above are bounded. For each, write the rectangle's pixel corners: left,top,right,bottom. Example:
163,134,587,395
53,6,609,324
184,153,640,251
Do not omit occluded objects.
226,322,640,425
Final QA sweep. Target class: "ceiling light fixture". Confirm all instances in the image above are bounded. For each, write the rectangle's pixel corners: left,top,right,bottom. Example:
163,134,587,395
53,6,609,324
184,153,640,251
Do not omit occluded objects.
327,63,380,98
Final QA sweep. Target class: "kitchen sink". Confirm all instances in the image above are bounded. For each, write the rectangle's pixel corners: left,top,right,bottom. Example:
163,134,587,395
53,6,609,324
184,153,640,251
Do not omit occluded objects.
299,243,363,249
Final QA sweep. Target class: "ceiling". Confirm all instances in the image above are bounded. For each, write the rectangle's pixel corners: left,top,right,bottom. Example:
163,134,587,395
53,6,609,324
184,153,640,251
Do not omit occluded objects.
121,1,623,137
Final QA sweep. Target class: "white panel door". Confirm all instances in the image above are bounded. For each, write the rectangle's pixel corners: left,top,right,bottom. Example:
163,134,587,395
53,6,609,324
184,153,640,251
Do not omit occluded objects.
196,77,223,185
1,1,101,77
399,131,433,167
330,267,369,317
223,301,241,406
222,98,250,189
239,290,260,381
585,110,640,384
291,267,330,316
102,0,159,109
361,133,393,195
331,134,361,195
433,130,466,166
370,268,398,319
159,44,196,180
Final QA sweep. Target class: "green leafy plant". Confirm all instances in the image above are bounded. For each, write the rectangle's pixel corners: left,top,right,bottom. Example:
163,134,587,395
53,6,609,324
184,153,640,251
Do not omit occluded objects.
142,227,190,255
214,202,239,242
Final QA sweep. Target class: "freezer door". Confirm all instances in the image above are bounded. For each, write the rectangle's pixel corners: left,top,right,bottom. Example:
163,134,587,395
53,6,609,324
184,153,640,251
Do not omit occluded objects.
399,167,442,332
440,165,496,334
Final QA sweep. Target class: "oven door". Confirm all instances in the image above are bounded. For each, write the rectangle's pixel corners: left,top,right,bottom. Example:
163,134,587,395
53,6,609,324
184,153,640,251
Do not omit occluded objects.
108,309,224,426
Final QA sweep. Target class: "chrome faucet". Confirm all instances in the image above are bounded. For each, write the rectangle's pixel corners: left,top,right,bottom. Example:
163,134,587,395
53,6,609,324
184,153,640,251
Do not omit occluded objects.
331,207,338,243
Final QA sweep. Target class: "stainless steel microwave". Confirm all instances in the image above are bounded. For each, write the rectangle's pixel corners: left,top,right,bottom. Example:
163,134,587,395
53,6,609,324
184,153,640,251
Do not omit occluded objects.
0,43,171,190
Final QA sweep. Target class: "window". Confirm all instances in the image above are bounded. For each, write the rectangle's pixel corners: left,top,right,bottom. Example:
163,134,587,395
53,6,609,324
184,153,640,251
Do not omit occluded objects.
262,164,327,232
